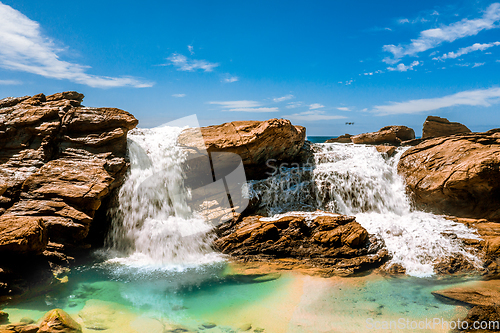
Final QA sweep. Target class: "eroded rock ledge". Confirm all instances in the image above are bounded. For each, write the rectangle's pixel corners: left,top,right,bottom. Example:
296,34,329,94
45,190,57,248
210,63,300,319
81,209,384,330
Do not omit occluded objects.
215,213,388,276
0,92,137,299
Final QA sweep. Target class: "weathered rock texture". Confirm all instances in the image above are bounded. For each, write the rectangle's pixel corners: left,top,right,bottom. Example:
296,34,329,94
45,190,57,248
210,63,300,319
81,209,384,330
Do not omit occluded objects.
0,92,137,300
215,213,388,275
398,130,500,220
178,118,306,179
351,126,415,146
422,115,471,139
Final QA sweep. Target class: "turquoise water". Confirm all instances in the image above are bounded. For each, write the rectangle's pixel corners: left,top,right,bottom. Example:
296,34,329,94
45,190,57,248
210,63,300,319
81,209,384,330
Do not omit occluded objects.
306,136,334,143
3,257,476,332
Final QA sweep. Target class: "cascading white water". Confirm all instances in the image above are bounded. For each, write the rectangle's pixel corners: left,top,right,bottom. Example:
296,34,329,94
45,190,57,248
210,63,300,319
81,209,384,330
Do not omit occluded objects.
106,126,222,267
248,143,481,277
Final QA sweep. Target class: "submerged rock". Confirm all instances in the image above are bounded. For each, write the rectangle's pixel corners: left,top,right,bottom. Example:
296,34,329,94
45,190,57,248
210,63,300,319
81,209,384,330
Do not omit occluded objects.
351,126,415,146
422,115,471,139
398,129,500,220
214,213,388,275
38,309,82,333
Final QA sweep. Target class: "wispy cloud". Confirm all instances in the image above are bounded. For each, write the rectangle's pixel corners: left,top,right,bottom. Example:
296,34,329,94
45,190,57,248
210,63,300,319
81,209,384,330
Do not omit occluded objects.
433,42,500,60
387,60,421,72
309,103,324,110
284,110,347,121
188,45,194,55
208,100,278,112
373,86,500,115
0,2,152,88
398,18,410,24
286,101,303,109
337,107,351,111
383,3,500,64
472,62,485,67
166,53,219,72
0,79,22,85
222,75,239,83
273,94,294,102
172,93,186,97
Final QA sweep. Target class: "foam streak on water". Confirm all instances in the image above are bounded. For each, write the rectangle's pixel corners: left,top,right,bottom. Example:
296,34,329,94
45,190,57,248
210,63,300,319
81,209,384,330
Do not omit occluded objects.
248,143,481,277
106,126,221,268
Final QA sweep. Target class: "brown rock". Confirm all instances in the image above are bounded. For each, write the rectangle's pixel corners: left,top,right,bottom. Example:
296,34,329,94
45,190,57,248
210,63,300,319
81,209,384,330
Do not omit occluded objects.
432,280,500,307
178,118,306,179
325,134,352,143
0,311,7,324
461,306,500,332
0,215,47,255
214,213,387,275
422,116,471,139
375,145,396,157
38,309,81,333
398,130,500,220
352,126,415,146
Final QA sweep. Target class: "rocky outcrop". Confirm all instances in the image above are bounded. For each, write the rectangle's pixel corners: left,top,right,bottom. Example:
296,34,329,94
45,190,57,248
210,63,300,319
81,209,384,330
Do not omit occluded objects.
0,92,137,300
325,134,352,143
398,130,500,220
177,118,306,180
375,145,396,157
351,126,415,146
215,213,388,275
422,116,471,139
38,309,82,333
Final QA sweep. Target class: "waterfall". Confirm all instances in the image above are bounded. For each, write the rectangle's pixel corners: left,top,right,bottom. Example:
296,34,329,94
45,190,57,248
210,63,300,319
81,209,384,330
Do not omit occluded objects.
106,126,222,267
248,143,481,277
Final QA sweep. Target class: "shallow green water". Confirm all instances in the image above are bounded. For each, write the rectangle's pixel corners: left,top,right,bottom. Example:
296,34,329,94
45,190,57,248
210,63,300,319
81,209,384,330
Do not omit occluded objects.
3,260,477,333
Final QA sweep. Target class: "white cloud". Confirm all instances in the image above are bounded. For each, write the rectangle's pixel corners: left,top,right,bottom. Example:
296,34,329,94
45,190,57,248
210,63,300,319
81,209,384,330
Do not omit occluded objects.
383,3,500,64
208,100,278,112
387,60,420,72
273,94,294,102
373,86,500,115
0,79,22,85
284,110,347,121
222,75,239,83
172,93,186,97
472,62,485,67
337,107,351,111
398,18,410,24
188,45,194,55
286,101,303,109
0,2,152,88
167,53,219,72
309,103,324,110
433,42,500,60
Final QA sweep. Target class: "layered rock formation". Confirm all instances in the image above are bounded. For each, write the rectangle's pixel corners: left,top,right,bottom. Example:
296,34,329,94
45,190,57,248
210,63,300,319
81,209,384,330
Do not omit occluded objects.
351,126,415,146
325,134,352,143
422,116,471,139
0,92,137,298
178,118,306,180
398,130,500,220
215,213,388,275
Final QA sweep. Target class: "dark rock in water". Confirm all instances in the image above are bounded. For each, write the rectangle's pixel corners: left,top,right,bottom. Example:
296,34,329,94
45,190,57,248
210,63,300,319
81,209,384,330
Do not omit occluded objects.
325,134,352,143
38,309,82,333
177,118,306,180
351,126,415,146
0,310,8,324
422,115,471,139
214,213,388,275
375,145,396,157
398,129,500,220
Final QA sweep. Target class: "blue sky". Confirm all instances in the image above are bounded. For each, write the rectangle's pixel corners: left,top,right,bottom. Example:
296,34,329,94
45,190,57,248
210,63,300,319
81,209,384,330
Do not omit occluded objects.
0,0,499,136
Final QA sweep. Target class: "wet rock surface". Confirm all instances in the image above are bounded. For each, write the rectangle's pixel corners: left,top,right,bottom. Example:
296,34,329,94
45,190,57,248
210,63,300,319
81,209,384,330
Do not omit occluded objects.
398,130,500,220
214,213,389,275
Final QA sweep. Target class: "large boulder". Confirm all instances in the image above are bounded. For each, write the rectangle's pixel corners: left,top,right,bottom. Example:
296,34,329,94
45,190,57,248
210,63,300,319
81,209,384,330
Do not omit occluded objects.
422,116,471,139
214,213,388,275
177,118,306,179
398,130,500,220
0,92,137,246
351,126,415,146
325,134,352,143
38,309,82,333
